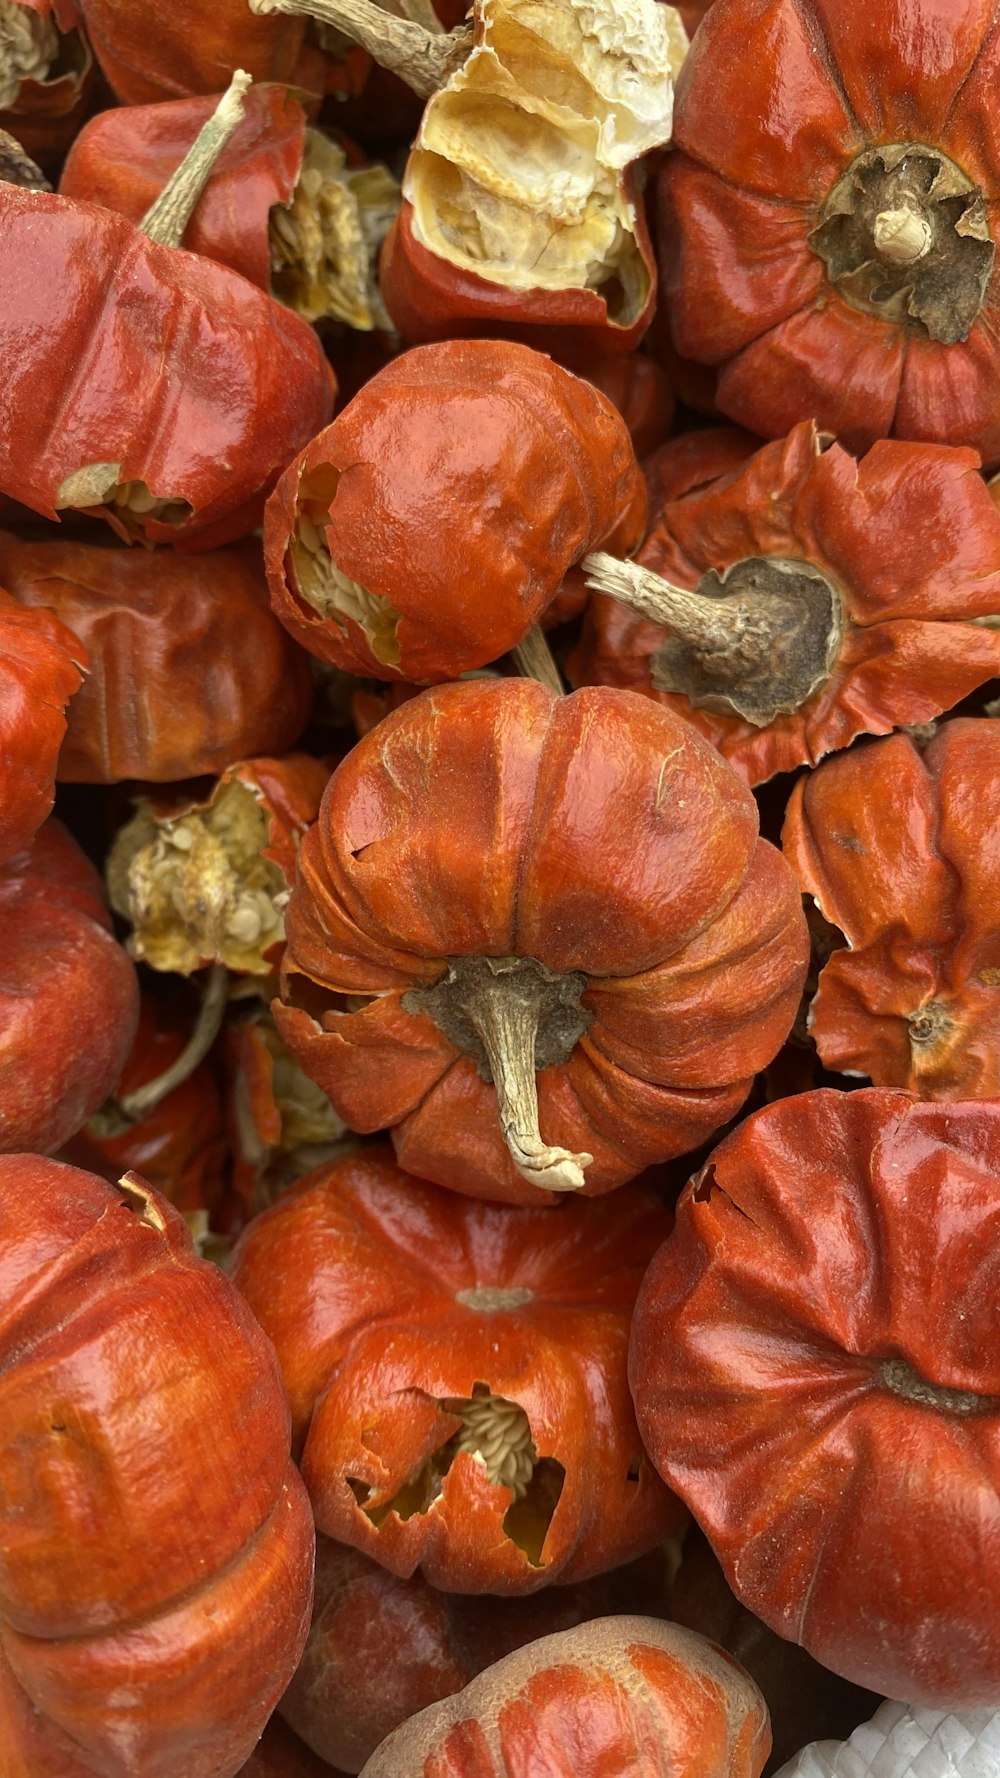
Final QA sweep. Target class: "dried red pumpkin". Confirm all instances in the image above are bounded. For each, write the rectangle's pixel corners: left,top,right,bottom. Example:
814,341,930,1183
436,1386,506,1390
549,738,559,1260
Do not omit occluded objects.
580,353,676,461
276,678,807,1204
357,1616,770,1777
0,821,139,1153
0,1155,314,1778
61,993,227,1213
232,1145,685,1593
279,1537,675,1771
574,422,1000,784
253,0,680,356
630,1088,1000,1706
0,531,313,783
782,719,1000,1098
0,0,94,169
0,586,84,864
264,338,646,682
0,175,334,548
60,88,399,330
659,0,1000,465
75,0,307,104
225,1001,347,1214
106,753,327,979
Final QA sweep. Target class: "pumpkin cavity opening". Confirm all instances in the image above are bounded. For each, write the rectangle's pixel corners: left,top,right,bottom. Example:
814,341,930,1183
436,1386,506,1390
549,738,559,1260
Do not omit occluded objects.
291,464,403,667
270,128,399,329
406,0,676,321
584,550,843,727
106,778,286,975
55,464,193,537
404,954,594,1192
349,1382,565,1564
0,0,58,107
810,143,994,346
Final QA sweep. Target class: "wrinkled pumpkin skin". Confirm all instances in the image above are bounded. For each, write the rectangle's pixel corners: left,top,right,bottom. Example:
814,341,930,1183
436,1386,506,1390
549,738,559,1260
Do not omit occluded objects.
782,720,1000,1098
232,1145,686,1595
0,821,139,1154
0,1154,315,1778
357,1615,772,1777
630,1089,1000,1706
276,678,808,1203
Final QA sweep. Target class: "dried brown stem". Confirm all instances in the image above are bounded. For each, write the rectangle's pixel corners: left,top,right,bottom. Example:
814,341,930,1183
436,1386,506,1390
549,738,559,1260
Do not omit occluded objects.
140,69,252,248
117,964,230,1120
510,623,564,695
248,0,472,97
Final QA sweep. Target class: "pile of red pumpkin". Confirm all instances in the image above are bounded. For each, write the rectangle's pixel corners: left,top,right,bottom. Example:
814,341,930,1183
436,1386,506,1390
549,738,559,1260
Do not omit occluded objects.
4,1,1000,1774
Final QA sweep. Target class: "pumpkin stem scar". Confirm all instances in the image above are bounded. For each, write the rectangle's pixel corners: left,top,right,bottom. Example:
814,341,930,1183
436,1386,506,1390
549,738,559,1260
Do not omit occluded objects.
139,68,253,249
583,549,843,728
248,0,473,99
0,0,58,110
879,1357,1000,1416
404,956,593,1192
510,623,565,694
112,963,231,1123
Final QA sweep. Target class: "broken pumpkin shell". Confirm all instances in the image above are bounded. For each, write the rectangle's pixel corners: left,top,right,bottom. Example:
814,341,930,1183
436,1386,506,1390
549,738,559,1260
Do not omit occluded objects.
0,183,335,548
356,1615,770,1777
275,677,808,1205
106,753,328,978
0,0,95,169
782,719,1000,1099
263,336,646,683
231,1144,686,1594
224,1001,349,1215
572,421,1000,784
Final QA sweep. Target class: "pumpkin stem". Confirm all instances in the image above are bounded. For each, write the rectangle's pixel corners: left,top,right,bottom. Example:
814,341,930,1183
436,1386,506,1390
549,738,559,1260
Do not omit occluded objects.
458,957,592,1192
116,963,230,1121
872,205,931,265
139,69,252,248
510,623,565,695
582,548,843,728
248,0,472,98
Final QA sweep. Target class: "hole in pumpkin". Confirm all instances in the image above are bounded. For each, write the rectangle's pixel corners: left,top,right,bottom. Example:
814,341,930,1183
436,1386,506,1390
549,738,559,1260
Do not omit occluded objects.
113,1172,167,1232
291,465,402,667
0,0,59,108
626,1457,641,1482
350,1383,564,1565
269,126,399,330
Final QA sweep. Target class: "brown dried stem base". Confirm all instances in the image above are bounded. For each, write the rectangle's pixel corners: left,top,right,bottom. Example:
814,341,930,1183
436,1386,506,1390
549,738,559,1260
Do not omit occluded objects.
116,964,230,1122
583,549,843,727
406,955,593,1192
510,624,565,695
249,0,473,98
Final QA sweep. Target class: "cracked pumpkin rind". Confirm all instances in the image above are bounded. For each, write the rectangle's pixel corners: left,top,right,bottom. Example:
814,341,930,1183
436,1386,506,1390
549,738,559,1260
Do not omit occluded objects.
569,421,1000,785
275,678,808,1204
629,1088,1000,1706
0,1155,314,1778
231,1145,685,1595
0,186,335,549
782,720,1000,1098
263,338,646,683
356,1615,770,1778
658,0,1000,466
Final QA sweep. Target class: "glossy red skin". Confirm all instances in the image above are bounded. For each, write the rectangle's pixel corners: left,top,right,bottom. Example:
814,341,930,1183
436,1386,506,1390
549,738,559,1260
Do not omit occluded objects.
280,1538,675,1771
0,187,335,549
380,185,658,361
783,719,1000,1097
0,821,139,1153
0,532,313,782
232,1146,686,1593
569,421,1000,785
264,338,646,682
0,588,84,864
61,994,227,1213
582,354,676,460
0,1153,314,1778
276,678,808,1204
659,0,1000,467
237,1719,342,1778
76,0,306,104
358,1616,771,1777
60,86,305,292
630,1088,1000,1706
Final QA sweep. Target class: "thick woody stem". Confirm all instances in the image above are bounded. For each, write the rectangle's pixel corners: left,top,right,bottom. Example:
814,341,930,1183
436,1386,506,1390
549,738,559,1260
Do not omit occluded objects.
584,551,749,657
872,206,931,265
248,0,472,98
465,969,592,1193
139,70,252,248
117,964,230,1121
510,623,565,695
